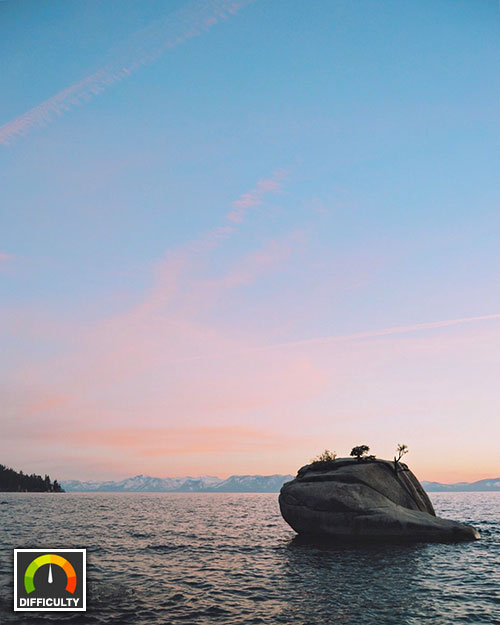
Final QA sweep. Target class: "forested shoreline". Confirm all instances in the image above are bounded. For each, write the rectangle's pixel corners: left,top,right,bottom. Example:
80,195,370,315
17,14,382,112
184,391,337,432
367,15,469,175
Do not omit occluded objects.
0,464,64,492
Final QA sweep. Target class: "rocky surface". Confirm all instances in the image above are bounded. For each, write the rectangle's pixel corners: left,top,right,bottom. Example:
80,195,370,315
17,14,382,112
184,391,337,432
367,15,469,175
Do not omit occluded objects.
279,458,480,542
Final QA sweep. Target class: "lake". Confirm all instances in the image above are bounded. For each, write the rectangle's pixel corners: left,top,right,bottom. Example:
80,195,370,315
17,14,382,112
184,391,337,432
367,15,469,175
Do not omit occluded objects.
0,492,498,624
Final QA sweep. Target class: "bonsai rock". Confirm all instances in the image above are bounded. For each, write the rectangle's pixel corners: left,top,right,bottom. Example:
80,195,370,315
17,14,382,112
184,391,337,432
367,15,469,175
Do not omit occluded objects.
279,458,480,542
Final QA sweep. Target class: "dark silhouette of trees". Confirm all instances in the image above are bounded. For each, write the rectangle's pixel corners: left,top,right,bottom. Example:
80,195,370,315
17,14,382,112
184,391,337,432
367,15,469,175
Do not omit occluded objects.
0,464,64,492
350,445,370,461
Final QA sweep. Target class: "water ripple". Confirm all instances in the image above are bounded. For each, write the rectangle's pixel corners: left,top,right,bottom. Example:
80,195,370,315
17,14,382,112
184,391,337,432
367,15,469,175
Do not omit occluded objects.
0,492,498,624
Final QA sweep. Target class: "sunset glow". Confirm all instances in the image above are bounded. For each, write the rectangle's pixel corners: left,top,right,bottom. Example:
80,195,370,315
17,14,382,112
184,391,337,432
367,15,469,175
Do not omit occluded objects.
1,1,499,482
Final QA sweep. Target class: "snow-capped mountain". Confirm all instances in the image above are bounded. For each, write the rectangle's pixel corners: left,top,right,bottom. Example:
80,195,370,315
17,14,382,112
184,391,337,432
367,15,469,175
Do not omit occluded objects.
61,475,222,492
422,478,500,492
210,474,294,492
61,474,293,492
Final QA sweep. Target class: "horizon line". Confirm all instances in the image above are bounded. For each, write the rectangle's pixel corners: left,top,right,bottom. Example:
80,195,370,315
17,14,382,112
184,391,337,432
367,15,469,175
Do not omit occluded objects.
60,471,500,485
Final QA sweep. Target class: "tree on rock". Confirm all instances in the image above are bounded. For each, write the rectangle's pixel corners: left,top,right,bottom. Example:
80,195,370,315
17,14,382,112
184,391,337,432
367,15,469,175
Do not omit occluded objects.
393,444,408,473
350,445,370,461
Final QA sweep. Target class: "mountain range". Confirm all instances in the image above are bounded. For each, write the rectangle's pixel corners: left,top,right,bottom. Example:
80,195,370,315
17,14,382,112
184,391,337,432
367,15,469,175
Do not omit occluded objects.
422,478,500,492
61,474,294,493
60,474,500,493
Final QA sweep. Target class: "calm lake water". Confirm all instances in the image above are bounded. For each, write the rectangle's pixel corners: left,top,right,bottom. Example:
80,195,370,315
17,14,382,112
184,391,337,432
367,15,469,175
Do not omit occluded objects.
0,492,498,624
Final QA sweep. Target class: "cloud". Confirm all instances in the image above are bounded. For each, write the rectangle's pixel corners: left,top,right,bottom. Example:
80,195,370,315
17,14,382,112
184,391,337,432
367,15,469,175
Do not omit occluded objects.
140,169,287,298
25,395,72,416
226,169,287,223
1,170,330,476
7,162,500,480
0,0,253,145
139,168,290,318
50,425,300,456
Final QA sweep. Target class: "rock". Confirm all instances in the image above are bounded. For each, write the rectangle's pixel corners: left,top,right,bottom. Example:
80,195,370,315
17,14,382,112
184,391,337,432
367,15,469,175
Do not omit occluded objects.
279,458,480,542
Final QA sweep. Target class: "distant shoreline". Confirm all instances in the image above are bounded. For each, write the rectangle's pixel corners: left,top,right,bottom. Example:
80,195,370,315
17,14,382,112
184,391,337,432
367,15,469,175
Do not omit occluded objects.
59,474,500,494
3,470,499,493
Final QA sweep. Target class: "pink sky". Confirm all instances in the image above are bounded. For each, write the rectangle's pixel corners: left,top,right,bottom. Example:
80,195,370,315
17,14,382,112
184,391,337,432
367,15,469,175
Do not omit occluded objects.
2,0,499,484
3,174,500,482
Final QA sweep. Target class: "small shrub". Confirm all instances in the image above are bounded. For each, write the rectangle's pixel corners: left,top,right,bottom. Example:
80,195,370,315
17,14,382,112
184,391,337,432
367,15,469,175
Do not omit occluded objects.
311,449,337,463
307,449,337,472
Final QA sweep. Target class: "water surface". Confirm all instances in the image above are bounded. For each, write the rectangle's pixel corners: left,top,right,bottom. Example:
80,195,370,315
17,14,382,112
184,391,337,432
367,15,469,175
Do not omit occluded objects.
0,492,498,624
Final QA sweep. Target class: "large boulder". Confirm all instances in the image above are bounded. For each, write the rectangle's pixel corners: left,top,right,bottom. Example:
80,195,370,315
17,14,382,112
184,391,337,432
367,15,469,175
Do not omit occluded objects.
279,458,479,542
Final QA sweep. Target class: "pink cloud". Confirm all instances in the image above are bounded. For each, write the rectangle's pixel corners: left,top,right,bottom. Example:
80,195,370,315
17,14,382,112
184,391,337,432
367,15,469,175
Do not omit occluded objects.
5,309,500,480
2,172,312,430
5,165,500,481
190,232,300,307
53,425,300,455
226,169,287,223
133,169,290,320
1,211,327,479
26,395,72,416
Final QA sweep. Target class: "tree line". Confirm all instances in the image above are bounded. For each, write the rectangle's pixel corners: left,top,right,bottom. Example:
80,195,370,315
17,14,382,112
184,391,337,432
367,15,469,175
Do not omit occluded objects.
0,464,64,492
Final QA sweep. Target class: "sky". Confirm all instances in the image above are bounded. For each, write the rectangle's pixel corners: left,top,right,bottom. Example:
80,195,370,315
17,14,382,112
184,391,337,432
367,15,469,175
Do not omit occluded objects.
1,0,499,482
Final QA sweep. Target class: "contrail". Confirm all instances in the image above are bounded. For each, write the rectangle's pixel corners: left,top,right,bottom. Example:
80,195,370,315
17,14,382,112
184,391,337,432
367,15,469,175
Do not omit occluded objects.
263,313,500,351
178,312,500,363
0,0,253,145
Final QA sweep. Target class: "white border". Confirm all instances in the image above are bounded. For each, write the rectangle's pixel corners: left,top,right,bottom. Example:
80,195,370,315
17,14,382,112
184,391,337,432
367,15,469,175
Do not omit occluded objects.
14,549,86,612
